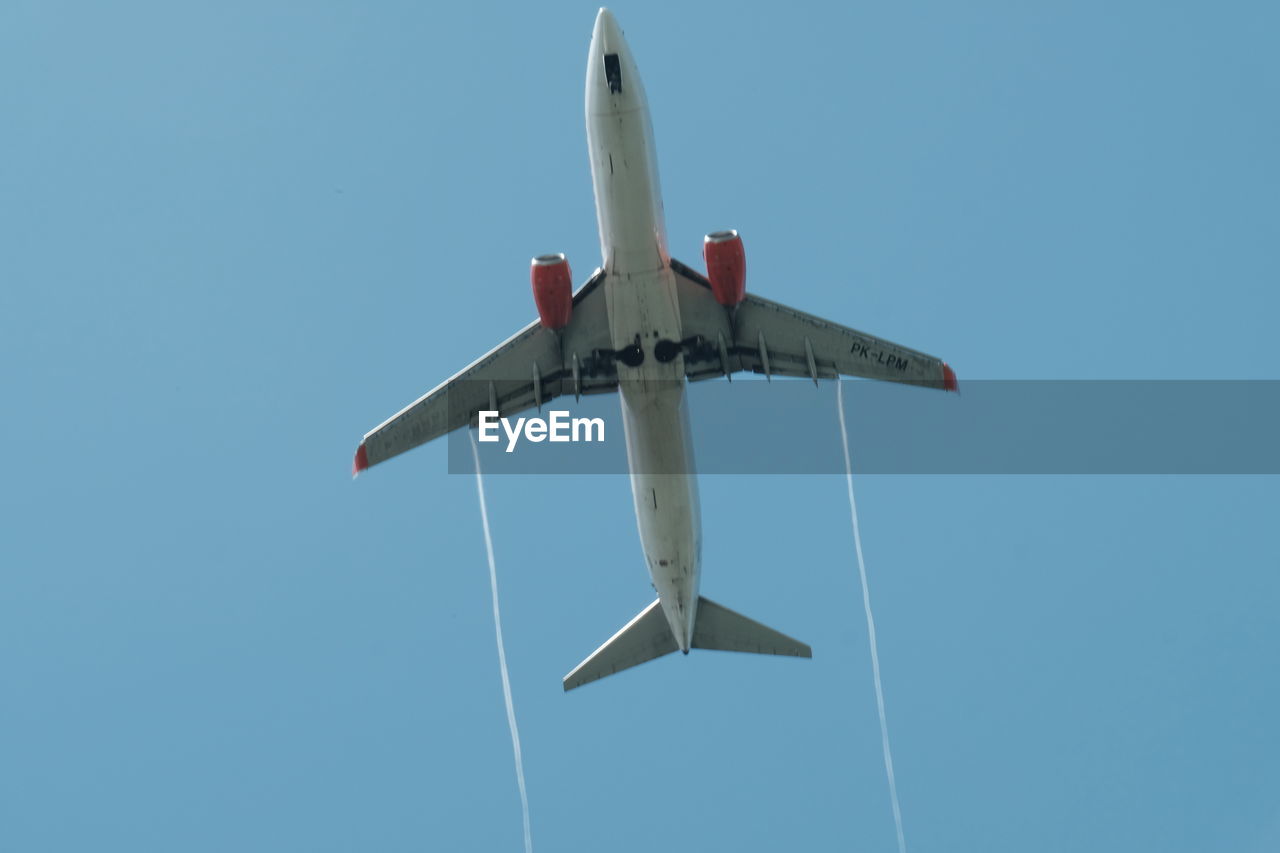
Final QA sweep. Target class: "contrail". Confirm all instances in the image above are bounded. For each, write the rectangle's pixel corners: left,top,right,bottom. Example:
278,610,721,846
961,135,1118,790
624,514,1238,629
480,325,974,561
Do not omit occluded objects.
836,381,908,853
469,431,534,853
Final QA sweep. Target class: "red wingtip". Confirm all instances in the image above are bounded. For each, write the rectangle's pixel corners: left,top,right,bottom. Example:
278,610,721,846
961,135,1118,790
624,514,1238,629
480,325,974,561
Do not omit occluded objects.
352,443,369,477
942,363,959,392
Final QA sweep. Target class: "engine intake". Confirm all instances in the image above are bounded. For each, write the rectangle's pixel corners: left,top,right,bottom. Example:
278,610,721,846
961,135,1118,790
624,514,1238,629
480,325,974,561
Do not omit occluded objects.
531,253,573,329
703,230,746,307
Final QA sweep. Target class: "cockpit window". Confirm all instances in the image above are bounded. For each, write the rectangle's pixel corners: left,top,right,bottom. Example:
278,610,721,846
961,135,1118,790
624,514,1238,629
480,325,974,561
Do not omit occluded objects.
604,53,622,94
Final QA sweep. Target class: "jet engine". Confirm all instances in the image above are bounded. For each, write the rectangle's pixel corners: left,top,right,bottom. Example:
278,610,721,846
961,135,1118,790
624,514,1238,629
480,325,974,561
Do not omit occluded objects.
702,230,746,307
531,253,573,329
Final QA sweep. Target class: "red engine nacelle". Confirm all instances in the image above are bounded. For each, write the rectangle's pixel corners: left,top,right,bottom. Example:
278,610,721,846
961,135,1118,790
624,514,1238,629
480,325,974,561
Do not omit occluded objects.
703,230,746,307
531,253,573,330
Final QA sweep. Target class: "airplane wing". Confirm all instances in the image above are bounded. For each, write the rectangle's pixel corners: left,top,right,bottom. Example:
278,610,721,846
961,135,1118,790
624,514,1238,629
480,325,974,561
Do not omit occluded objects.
670,259,956,389
355,270,618,473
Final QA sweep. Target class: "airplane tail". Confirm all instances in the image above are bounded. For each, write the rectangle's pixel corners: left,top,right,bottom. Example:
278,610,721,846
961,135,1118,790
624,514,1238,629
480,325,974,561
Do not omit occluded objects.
563,596,810,691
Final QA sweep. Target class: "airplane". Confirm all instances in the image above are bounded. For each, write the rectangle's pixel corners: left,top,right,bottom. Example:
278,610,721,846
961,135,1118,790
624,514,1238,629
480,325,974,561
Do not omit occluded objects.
352,8,957,691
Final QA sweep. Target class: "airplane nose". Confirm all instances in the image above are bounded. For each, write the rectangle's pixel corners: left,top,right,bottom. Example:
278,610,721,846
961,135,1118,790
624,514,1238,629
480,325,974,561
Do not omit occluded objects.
593,7,622,52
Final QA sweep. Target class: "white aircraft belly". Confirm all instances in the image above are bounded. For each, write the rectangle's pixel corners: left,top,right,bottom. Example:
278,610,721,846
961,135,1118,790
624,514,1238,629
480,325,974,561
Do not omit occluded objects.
588,9,701,652
589,109,667,274
621,381,701,651
606,267,701,651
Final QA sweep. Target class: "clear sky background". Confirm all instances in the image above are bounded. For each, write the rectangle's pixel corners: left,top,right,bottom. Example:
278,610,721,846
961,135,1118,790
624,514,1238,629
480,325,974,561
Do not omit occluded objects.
3,2,1278,851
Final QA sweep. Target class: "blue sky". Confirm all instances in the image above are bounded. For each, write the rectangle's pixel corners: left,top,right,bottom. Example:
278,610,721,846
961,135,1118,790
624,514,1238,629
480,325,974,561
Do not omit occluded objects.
3,2,1278,851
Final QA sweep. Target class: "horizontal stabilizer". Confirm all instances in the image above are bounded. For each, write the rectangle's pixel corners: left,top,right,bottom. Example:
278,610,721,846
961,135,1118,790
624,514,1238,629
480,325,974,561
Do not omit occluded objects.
691,596,812,658
563,599,677,691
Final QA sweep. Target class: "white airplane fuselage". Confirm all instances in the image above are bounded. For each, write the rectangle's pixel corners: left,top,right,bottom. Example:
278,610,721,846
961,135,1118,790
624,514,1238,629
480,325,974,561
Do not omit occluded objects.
586,10,701,652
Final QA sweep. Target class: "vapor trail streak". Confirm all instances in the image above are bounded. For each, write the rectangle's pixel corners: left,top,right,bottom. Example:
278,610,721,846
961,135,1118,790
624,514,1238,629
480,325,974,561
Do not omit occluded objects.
836,382,908,853
470,431,534,853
